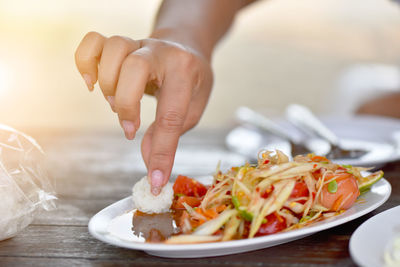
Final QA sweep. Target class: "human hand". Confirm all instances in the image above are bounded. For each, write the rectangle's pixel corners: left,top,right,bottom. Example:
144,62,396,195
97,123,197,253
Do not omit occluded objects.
75,32,213,195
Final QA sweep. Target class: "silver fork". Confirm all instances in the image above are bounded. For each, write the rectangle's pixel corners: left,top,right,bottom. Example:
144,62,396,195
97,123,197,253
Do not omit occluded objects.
286,104,367,159
235,106,311,156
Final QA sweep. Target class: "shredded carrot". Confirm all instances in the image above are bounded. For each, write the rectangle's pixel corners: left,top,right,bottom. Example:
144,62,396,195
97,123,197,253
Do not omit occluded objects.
196,205,226,220
310,155,329,162
332,195,344,211
274,211,284,223
204,209,218,219
216,205,226,213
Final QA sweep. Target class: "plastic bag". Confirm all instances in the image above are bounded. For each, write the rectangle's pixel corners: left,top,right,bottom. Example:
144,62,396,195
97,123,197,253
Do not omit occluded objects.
0,124,56,241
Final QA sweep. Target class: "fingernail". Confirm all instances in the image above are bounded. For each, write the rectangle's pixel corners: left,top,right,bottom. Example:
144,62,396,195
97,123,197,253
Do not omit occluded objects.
82,74,94,91
121,120,135,140
151,169,164,188
107,96,115,112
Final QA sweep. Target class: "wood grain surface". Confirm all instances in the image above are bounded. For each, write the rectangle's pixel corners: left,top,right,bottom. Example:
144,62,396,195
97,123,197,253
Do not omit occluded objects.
0,129,399,267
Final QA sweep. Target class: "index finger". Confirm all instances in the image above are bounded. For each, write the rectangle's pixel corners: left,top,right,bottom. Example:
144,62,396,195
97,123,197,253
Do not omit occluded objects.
147,74,192,195
74,31,105,90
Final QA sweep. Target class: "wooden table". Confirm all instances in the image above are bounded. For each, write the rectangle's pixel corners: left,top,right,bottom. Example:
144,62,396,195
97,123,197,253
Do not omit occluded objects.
0,129,399,266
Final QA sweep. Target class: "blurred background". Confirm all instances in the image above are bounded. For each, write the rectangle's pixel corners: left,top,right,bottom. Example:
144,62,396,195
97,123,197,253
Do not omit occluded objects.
0,0,399,132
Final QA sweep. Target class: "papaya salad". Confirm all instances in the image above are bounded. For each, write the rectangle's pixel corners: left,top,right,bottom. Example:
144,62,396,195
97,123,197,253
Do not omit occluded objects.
165,150,383,244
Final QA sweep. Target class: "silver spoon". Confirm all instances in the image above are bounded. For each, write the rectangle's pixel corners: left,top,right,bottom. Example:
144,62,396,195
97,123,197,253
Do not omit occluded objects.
235,106,311,156
285,104,367,159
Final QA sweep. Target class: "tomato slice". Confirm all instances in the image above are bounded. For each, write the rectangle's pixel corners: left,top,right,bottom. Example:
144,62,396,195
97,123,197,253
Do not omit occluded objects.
255,213,287,236
319,173,359,211
173,175,208,197
290,181,309,199
172,196,201,209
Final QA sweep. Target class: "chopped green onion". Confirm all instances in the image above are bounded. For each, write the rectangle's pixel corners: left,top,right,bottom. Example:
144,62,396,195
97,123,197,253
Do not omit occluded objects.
175,193,185,197
232,196,240,209
300,216,310,223
328,180,338,193
262,218,267,224
239,210,253,221
232,196,253,221
342,164,352,168
309,210,318,217
299,215,311,223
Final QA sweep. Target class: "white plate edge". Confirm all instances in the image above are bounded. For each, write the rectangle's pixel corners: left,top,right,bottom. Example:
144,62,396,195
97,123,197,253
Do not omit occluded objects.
349,205,400,267
88,179,391,252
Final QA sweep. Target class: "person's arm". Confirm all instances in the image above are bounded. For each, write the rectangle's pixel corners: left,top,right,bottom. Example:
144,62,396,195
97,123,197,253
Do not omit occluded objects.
152,0,254,60
75,0,252,195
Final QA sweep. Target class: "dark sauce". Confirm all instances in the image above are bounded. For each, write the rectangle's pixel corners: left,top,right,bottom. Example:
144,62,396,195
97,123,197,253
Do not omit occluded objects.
131,210,182,242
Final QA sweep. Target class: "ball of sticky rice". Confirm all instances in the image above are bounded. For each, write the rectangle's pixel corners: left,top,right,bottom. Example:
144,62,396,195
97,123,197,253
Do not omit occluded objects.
132,176,173,214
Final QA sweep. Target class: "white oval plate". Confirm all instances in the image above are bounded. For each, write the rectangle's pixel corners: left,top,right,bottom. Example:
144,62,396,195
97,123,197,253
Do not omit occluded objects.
226,115,400,167
350,205,400,267
88,178,391,258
